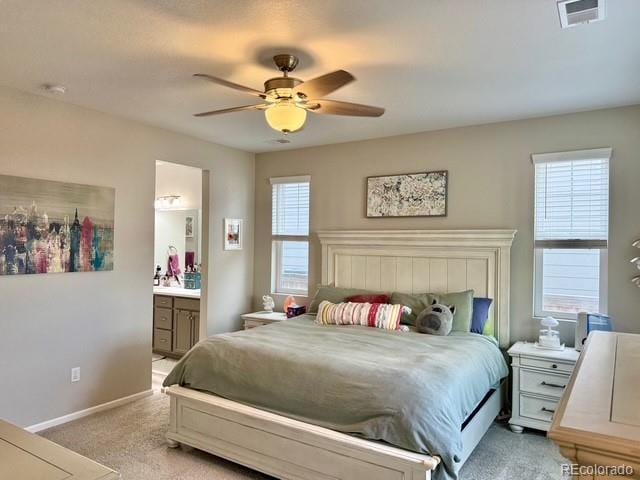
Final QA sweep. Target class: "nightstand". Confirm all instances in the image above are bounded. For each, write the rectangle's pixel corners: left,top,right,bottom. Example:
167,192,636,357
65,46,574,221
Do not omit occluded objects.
241,311,287,329
508,341,580,433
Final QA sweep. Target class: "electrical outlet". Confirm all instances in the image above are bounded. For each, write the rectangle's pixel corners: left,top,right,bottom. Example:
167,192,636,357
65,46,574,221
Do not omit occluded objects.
71,367,81,383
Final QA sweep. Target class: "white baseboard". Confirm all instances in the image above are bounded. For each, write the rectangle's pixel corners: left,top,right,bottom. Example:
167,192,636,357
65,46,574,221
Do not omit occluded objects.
26,389,154,433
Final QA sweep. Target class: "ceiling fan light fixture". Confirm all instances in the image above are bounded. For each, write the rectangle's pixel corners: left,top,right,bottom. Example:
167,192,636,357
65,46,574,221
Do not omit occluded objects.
264,101,306,133
193,53,384,127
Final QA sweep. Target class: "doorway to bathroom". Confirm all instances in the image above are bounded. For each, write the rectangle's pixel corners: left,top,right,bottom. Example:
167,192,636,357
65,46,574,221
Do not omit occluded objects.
152,160,208,380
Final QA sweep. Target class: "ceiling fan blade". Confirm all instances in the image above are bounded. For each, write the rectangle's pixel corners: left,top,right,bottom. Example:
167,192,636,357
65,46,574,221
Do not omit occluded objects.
306,99,385,117
194,104,268,117
194,74,266,98
293,70,355,99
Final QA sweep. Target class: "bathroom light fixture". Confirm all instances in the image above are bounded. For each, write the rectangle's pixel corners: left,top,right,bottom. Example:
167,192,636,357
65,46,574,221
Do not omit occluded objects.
155,195,183,210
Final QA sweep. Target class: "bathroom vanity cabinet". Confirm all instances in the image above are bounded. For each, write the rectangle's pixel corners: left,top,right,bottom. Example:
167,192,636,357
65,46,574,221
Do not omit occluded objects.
153,293,200,358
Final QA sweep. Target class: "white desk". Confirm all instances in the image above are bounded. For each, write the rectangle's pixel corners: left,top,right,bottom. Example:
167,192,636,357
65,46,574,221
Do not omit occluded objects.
549,332,640,478
0,419,120,479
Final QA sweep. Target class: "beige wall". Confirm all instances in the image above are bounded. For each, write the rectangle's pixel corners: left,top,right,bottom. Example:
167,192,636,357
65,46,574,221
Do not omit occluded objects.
0,86,254,427
255,105,640,344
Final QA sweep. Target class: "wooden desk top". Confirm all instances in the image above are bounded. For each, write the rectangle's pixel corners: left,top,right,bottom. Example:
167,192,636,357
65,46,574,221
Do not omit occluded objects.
0,419,120,479
549,331,640,476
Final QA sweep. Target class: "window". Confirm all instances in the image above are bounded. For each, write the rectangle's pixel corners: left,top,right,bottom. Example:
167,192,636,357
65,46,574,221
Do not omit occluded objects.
271,176,310,295
533,148,611,319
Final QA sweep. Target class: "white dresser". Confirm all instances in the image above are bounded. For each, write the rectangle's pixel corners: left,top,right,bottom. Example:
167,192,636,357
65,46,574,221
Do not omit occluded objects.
508,341,580,433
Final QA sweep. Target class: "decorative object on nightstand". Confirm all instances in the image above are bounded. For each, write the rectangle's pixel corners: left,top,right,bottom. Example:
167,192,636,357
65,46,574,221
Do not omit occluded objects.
242,311,287,330
262,295,275,312
507,341,579,433
283,295,296,313
287,305,306,318
535,316,564,351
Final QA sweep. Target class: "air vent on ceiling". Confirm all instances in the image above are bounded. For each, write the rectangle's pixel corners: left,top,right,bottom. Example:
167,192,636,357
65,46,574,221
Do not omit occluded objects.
557,0,606,28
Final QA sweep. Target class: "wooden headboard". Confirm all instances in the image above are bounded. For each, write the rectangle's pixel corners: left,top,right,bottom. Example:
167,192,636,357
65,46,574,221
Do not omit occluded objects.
317,229,517,348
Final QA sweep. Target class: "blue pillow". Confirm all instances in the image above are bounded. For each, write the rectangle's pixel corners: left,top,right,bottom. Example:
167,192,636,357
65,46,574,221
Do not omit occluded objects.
471,297,493,334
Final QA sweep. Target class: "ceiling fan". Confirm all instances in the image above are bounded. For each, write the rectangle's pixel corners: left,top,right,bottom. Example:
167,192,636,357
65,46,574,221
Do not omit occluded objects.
193,54,385,134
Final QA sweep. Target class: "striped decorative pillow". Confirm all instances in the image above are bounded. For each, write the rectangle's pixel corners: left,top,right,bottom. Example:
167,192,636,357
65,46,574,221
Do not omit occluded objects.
315,300,409,330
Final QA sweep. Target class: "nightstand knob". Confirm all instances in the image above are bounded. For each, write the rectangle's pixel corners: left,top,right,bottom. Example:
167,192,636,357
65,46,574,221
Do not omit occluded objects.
551,364,558,369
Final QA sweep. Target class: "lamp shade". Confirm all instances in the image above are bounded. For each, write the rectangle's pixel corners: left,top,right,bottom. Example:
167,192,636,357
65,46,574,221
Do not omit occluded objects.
264,102,306,133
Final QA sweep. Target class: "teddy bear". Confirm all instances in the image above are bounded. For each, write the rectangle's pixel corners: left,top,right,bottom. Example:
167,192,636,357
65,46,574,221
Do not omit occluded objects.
416,299,456,335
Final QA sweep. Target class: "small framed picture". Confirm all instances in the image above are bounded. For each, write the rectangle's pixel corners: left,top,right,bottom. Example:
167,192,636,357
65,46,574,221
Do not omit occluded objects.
185,216,194,238
224,218,243,250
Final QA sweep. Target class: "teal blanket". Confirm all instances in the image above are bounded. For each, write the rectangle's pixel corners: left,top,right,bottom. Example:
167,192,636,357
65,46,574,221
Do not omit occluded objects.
164,315,508,480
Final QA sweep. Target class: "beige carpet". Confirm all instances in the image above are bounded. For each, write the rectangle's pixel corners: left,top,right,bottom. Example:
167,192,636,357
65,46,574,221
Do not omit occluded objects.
40,374,566,479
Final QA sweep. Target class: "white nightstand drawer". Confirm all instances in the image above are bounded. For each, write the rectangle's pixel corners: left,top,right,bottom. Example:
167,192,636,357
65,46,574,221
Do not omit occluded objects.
520,356,574,373
520,394,558,423
520,369,569,398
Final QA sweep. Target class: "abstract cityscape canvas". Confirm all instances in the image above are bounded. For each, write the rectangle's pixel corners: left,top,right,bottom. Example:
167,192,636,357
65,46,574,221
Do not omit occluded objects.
366,170,448,217
0,175,115,275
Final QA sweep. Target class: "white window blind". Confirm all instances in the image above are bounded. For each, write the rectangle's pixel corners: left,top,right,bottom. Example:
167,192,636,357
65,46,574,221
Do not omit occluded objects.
271,177,310,237
533,149,610,249
532,148,611,318
270,176,310,295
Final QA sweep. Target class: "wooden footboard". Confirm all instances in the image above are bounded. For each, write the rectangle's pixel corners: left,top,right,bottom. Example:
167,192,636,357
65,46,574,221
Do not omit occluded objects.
165,385,440,480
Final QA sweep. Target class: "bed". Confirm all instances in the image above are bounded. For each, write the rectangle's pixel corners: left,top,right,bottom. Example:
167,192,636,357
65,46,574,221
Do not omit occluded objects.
163,229,516,480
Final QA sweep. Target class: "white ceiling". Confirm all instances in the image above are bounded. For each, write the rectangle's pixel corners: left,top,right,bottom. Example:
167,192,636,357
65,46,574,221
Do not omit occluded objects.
1,0,639,153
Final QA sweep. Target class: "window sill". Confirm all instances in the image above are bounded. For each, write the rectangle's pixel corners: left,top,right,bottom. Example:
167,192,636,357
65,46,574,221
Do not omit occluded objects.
270,293,309,300
532,316,576,324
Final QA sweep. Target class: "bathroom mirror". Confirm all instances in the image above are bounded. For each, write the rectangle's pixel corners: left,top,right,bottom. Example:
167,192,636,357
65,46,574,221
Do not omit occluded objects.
154,209,202,274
